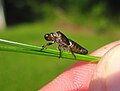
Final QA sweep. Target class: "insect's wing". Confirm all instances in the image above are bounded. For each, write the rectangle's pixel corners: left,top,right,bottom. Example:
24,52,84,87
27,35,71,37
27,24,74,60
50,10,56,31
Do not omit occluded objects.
58,31,70,45
69,39,88,54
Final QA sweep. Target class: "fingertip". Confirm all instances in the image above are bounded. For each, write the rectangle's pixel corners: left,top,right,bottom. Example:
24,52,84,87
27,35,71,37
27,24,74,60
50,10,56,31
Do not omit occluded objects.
89,44,120,91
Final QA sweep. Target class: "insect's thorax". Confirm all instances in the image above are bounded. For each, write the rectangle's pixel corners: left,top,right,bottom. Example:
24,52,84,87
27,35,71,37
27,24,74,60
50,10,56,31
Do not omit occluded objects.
54,37,68,47
52,32,69,46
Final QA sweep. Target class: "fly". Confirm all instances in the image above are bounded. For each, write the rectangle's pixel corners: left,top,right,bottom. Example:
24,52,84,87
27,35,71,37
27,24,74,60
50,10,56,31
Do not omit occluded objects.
41,31,88,59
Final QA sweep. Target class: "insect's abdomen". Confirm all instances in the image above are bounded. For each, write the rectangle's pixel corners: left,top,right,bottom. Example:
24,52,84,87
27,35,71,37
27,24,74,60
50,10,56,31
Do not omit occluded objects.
69,40,88,55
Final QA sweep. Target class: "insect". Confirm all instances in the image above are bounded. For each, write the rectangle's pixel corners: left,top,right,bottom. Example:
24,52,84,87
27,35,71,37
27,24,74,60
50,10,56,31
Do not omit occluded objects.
41,31,88,59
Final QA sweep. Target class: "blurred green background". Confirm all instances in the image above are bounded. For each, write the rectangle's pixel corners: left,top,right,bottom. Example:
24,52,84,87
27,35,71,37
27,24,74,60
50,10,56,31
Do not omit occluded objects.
0,0,120,91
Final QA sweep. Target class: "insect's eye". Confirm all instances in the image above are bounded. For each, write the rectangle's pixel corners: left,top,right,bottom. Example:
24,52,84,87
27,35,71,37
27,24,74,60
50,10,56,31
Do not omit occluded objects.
44,34,52,41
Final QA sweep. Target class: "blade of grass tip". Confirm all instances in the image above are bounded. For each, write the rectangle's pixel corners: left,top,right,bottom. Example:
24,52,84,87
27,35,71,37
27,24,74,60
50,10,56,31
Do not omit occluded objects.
0,39,59,53
0,45,59,57
0,39,40,49
0,39,68,56
0,39,65,57
0,39,100,62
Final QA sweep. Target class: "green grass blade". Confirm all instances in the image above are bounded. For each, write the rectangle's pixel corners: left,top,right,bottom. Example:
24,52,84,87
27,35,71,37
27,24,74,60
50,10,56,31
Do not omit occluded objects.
0,39,100,62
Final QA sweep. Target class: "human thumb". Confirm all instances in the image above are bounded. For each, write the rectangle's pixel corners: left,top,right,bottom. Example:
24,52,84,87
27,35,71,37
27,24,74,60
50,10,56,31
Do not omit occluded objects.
89,44,120,91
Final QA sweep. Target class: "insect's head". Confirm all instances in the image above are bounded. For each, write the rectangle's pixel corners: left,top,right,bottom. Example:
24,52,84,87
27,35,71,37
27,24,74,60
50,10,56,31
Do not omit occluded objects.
44,31,61,41
44,33,53,41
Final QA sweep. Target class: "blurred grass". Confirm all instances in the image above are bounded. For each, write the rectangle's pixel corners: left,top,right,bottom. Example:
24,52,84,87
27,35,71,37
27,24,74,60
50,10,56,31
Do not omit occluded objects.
0,21,119,91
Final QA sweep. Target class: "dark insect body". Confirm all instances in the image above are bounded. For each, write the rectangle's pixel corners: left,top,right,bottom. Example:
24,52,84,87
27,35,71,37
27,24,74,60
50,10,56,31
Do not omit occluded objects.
41,31,88,59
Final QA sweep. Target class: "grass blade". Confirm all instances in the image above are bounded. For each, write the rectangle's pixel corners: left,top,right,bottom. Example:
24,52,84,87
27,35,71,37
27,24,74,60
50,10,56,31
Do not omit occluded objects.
0,39,100,62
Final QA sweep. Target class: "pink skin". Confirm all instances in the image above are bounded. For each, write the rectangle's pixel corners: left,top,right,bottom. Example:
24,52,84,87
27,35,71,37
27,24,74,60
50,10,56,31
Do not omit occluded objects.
38,40,120,91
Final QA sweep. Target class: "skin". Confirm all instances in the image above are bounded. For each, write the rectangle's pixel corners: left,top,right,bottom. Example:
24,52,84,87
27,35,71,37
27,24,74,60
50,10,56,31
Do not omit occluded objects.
38,40,120,91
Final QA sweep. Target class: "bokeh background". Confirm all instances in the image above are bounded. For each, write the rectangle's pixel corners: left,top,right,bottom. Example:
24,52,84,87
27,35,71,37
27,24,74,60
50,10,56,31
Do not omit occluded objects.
0,0,120,91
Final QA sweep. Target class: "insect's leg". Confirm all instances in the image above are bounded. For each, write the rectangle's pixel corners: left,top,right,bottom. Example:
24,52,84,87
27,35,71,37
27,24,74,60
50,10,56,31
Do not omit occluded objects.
40,42,54,51
70,47,76,59
58,45,62,58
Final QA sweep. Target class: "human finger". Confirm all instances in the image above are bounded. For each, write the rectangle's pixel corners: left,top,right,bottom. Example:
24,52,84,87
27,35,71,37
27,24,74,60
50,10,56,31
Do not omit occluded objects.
89,44,120,91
